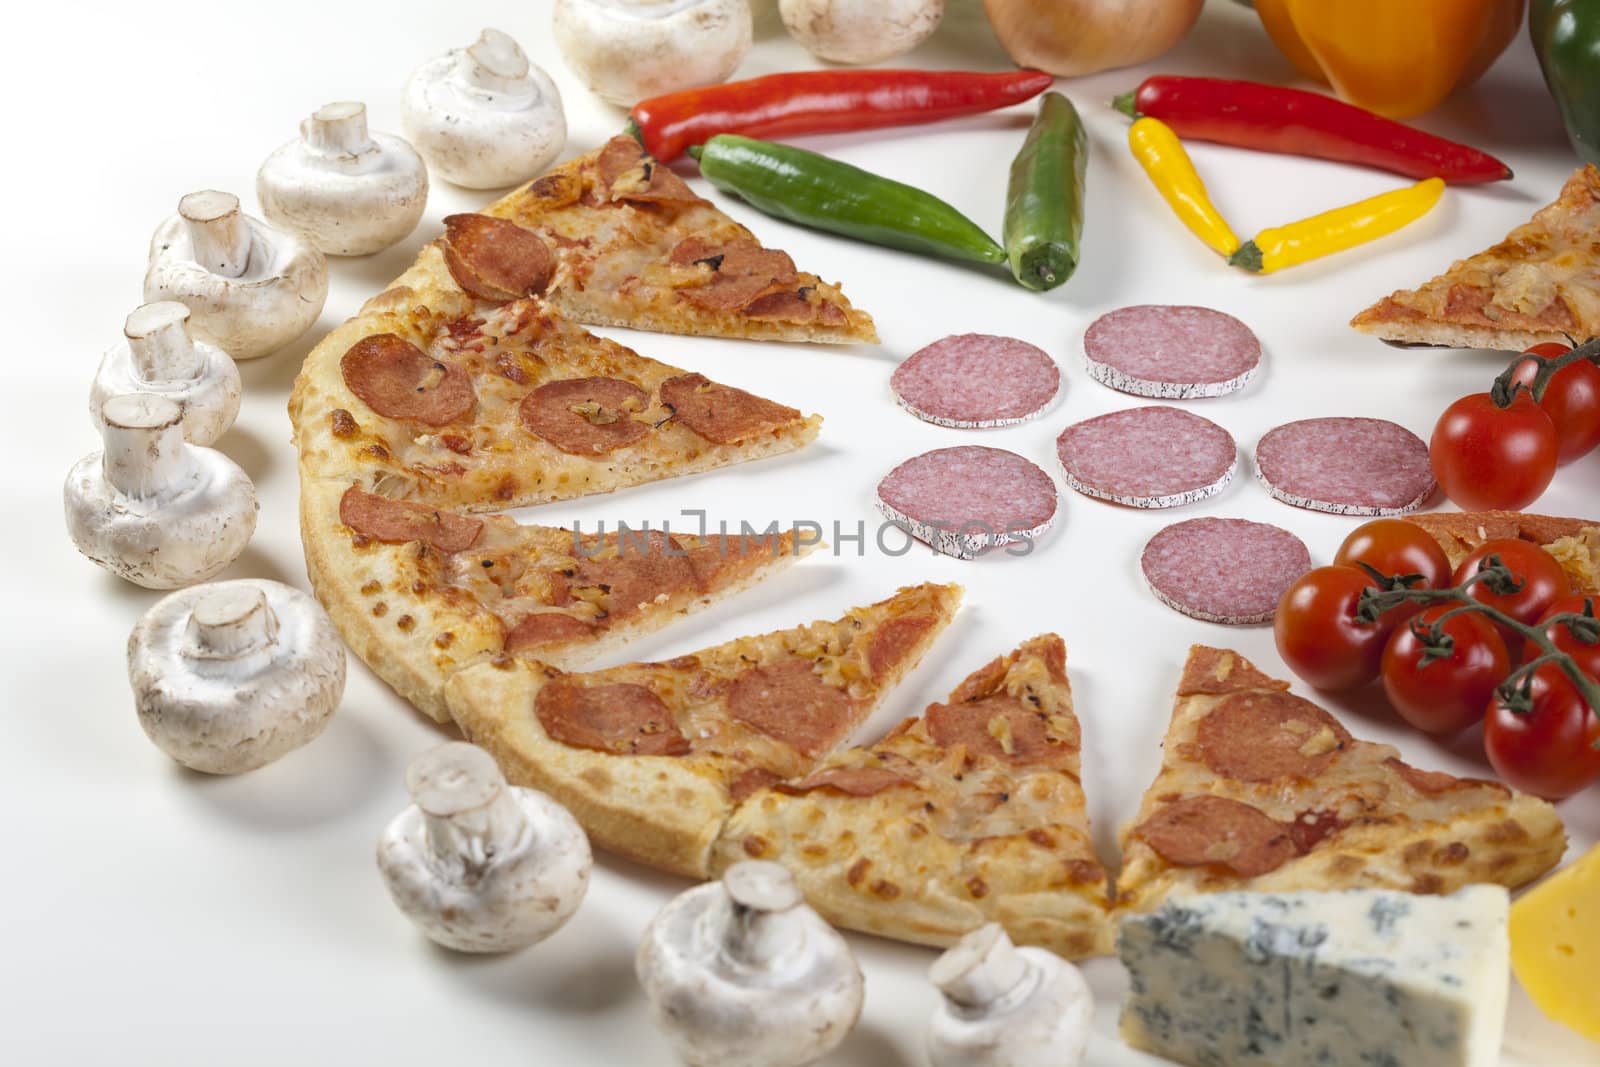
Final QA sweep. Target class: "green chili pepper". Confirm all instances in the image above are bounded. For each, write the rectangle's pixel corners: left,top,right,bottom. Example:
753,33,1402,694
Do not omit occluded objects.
1004,92,1088,291
688,135,1005,266
1532,0,1600,168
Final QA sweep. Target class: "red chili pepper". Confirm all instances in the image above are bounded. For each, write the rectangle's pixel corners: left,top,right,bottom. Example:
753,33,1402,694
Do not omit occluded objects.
1113,75,1511,184
630,69,1056,162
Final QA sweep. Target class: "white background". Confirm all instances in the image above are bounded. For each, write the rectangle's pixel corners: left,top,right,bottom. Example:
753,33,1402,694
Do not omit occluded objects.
4,1,1598,1064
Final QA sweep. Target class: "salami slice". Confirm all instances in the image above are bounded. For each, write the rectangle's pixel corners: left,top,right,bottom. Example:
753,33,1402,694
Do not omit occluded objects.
726,659,853,758
891,334,1061,428
341,334,475,426
535,679,689,756
659,373,801,444
1083,305,1261,399
1055,406,1236,509
876,446,1058,560
338,486,483,553
441,214,555,302
519,377,652,455
1254,417,1435,515
1134,795,1297,877
1140,517,1311,625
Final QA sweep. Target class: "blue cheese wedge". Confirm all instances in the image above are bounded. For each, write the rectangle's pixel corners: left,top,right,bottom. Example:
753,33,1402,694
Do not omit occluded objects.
1118,886,1510,1067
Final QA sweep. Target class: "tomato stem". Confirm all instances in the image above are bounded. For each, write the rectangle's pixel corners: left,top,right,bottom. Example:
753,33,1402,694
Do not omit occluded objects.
1490,335,1600,407
1356,556,1600,720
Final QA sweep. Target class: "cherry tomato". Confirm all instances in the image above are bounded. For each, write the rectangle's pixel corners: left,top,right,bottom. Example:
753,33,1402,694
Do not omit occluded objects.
1275,566,1405,691
1334,518,1453,590
1452,540,1572,660
1510,342,1600,464
1430,391,1559,510
1526,594,1600,679
1381,605,1510,734
1483,665,1600,799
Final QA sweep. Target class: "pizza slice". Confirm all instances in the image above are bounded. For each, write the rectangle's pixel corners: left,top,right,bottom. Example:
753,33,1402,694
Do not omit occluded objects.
1351,164,1600,349
290,286,820,511
1115,646,1567,915
446,583,962,878
713,634,1115,960
302,478,811,724
1402,510,1599,592
480,135,876,343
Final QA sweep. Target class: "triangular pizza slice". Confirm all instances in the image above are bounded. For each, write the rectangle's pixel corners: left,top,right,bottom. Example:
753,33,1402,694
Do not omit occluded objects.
1351,164,1600,349
446,583,962,878
291,286,821,512
476,134,876,343
1115,646,1567,914
714,635,1114,959
301,478,812,724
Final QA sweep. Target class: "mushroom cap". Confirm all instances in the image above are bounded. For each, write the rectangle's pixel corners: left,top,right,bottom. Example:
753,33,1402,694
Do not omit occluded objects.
144,195,329,360
90,303,241,446
377,757,591,953
256,103,429,256
779,0,946,65
127,579,346,773
64,411,258,590
400,30,567,189
635,863,864,1067
551,0,752,107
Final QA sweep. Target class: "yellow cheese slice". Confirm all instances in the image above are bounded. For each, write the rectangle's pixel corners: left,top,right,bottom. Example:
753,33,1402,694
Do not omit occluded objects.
1510,844,1600,1041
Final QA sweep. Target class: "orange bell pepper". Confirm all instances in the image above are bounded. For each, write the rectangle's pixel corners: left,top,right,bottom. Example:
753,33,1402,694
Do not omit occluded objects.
1254,0,1525,118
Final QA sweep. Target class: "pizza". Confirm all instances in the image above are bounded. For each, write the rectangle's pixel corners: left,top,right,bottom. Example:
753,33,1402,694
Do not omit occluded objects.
476,135,877,344
290,287,823,514
714,634,1114,960
1351,164,1600,350
1403,510,1599,592
301,479,810,724
1115,646,1567,915
447,583,962,877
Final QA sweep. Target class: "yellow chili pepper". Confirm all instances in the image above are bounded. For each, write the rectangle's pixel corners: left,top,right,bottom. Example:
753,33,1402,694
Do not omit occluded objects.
1128,117,1240,257
1227,177,1445,274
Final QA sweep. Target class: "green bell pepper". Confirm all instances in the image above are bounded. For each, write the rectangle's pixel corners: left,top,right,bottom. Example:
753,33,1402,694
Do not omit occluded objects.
1532,0,1600,167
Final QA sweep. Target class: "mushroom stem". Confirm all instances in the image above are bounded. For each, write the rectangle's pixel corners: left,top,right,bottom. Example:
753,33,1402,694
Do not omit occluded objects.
125,302,205,382
719,861,806,968
179,191,253,279
184,586,279,661
459,28,531,92
930,924,1031,1009
99,394,193,500
302,101,376,158
408,743,529,869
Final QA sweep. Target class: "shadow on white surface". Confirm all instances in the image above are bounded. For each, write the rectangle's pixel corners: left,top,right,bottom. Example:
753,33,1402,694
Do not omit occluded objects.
1503,981,1598,1064
214,422,278,487
827,1021,915,1067
180,707,391,831
428,904,640,1015
239,311,340,398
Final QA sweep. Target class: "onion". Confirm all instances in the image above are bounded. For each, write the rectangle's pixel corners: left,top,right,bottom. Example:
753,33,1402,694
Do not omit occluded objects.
982,0,1205,77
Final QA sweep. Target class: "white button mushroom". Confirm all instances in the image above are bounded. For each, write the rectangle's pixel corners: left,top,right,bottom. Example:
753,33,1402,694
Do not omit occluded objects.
144,190,329,360
89,302,241,446
127,580,346,774
636,861,864,1067
926,923,1093,1067
64,394,257,589
779,0,945,65
377,742,592,953
256,102,428,256
552,0,752,108
401,29,567,190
